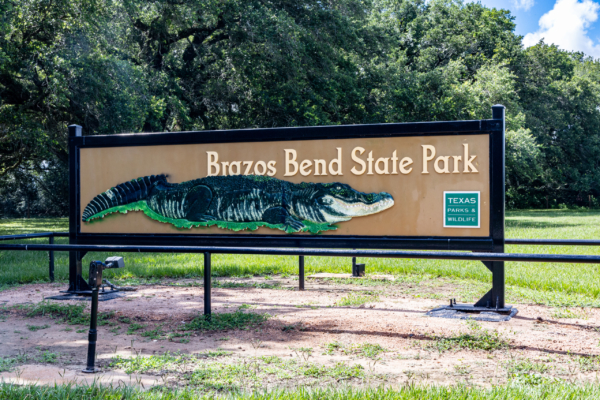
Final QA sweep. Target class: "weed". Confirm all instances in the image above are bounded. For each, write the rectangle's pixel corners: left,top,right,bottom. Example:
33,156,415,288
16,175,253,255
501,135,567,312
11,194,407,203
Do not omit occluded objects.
0,354,30,372
97,311,116,326
40,351,58,364
109,326,121,334
323,341,344,355
336,292,379,307
551,307,590,320
127,323,146,335
118,316,132,324
22,301,88,325
322,342,386,359
111,350,230,374
577,356,600,372
26,324,49,332
453,363,470,375
428,321,507,353
182,310,270,332
166,332,191,343
505,359,549,375
290,347,313,363
141,327,164,340
353,343,386,358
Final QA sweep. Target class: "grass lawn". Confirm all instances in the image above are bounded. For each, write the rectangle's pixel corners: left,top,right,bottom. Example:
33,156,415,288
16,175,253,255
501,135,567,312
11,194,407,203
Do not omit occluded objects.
1,211,600,306
2,382,600,399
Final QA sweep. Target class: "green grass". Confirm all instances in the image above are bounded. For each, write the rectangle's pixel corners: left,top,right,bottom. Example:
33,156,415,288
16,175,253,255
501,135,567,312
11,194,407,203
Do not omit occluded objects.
2,210,600,307
110,350,231,374
5,383,600,399
335,292,380,307
322,342,386,358
26,324,49,332
182,309,270,332
426,320,508,353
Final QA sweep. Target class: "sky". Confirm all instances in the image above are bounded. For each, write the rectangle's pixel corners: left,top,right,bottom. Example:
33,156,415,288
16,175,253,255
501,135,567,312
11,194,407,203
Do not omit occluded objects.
472,0,600,58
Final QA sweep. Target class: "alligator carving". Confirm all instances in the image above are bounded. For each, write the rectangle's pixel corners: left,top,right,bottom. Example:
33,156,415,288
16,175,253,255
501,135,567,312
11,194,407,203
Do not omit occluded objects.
82,175,394,233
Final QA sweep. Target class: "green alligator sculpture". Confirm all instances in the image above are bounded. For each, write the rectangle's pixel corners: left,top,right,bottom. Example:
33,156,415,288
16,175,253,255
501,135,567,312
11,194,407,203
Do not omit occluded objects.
82,175,394,233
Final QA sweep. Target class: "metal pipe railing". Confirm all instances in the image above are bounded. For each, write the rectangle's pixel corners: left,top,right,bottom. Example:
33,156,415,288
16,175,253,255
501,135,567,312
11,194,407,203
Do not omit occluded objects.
0,232,599,285
0,232,60,241
506,239,600,246
1,243,600,264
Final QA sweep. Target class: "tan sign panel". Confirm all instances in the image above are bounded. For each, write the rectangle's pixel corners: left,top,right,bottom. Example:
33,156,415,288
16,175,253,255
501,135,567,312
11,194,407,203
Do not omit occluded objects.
80,134,489,237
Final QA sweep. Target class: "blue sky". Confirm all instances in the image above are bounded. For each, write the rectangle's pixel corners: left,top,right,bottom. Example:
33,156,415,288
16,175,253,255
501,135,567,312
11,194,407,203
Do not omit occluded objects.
471,0,600,57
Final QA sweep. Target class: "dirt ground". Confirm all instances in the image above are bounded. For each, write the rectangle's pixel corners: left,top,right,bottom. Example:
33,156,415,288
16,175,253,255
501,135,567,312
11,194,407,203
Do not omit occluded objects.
1,274,599,391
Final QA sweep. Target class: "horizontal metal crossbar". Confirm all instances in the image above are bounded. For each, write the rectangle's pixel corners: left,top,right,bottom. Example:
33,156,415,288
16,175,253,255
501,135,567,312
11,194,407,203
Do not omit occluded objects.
3,233,600,246
0,232,59,241
1,243,600,264
505,238,600,246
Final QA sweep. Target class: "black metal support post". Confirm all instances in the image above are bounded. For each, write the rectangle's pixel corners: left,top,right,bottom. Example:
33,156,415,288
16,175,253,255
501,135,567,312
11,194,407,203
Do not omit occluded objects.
204,252,211,318
491,104,506,309
68,124,82,293
299,256,305,291
83,286,99,373
83,261,100,373
49,235,54,282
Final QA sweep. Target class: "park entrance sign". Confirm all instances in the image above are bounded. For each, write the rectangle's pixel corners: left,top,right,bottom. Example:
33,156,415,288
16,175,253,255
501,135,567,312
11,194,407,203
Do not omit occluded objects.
79,134,490,237
68,105,506,309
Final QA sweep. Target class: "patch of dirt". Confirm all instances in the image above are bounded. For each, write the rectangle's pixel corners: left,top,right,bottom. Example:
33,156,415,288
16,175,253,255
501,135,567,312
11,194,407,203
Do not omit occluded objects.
1,276,600,391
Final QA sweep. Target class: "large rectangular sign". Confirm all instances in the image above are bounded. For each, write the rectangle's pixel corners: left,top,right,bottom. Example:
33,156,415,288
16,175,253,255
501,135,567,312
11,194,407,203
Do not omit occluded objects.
70,113,504,251
80,135,490,237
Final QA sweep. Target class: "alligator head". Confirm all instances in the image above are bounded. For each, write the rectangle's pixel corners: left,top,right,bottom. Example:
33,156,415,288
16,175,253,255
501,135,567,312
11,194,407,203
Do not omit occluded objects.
313,182,394,223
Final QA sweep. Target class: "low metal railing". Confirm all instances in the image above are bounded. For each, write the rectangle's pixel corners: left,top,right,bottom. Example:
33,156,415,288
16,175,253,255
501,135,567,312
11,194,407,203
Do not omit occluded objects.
0,232,599,284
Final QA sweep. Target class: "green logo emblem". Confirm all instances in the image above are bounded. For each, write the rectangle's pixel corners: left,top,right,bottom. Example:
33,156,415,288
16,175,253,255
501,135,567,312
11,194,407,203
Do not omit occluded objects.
444,191,480,228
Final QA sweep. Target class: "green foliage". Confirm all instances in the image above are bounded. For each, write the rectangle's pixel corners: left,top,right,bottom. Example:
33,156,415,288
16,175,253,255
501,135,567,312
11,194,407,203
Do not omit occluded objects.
111,350,231,374
2,0,600,210
182,309,270,332
126,323,146,335
8,382,600,399
26,324,49,332
428,320,507,353
23,301,88,325
336,292,380,307
22,300,114,326
323,342,386,358
0,354,30,373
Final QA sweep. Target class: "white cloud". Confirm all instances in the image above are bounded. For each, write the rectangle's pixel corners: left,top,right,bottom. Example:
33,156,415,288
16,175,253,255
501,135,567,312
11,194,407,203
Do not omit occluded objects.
513,0,535,11
523,0,600,58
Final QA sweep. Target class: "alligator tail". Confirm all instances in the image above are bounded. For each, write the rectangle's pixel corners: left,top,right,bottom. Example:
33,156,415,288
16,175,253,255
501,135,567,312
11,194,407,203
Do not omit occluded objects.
82,175,167,221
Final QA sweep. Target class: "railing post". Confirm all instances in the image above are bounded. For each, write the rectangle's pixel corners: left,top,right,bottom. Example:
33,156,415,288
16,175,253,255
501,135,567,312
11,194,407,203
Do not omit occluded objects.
68,124,82,292
204,252,211,318
299,256,305,291
48,235,55,282
83,262,100,373
491,104,506,309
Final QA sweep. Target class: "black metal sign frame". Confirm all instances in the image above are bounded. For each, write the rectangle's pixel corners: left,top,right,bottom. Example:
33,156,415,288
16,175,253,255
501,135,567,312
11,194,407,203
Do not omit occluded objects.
67,105,506,308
